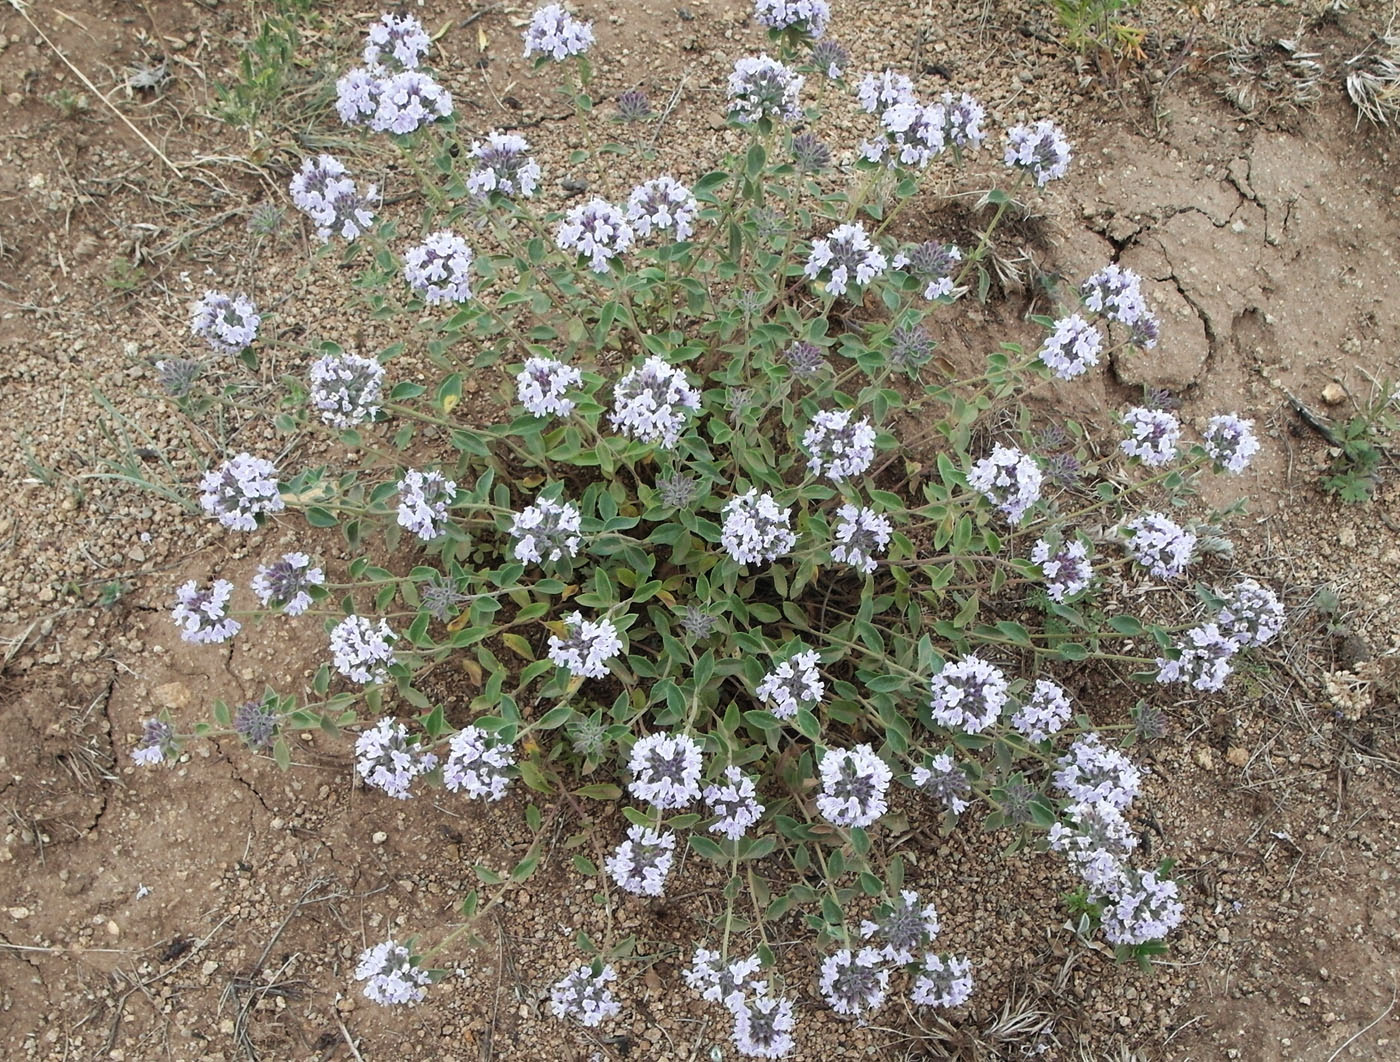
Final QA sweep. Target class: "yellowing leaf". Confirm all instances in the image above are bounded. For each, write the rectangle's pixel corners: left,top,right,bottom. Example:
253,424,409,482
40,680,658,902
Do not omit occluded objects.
502,633,534,660
460,658,484,686
447,610,472,632
442,391,460,414
477,25,488,52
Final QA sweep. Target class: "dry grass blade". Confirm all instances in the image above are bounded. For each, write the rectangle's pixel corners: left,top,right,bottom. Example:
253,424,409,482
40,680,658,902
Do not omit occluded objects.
1345,36,1400,128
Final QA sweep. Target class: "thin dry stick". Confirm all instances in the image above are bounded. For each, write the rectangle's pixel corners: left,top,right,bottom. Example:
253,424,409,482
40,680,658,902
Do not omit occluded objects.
6,0,181,175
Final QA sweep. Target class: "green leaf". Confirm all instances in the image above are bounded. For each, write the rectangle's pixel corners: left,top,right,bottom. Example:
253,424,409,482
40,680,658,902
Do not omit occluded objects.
1108,615,1144,636
689,834,728,863
574,783,622,800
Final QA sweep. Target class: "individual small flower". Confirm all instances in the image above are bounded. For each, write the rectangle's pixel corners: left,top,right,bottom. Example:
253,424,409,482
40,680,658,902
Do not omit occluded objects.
509,495,582,565
627,732,704,810
684,947,764,1007
1156,622,1239,692
815,744,893,828
892,240,963,300
1054,734,1141,810
443,725,516,800
1218,578,1284,647
784,340,826,377
616,88,651,121
403,230,474,305
557,198,634,273
465,131,541,199
550,964,620,1027
681,604,717,639
516,356,583,418
371,70,453,135
606,824,675,896
1080,264,1158,347
968,444,1043,524
609,356,700,448
190,290,259,355
819,947,889,1016
727,55,804,125
859,890,940,964
791,131,831,172
929,656,1009,733
911,752,971,814
309,352,384,428
1120,406,1181,466
523,4,594,61
364,12,431,72
396,469,456,541
938,91,986,148
1203,413,1260,474
857,70,916,113
1123,512,1196,580
829,504,892,574
1003,119,1071,186
730,991,797,1058
233,698,278,750
330,615,397,684
1011,678,1072,742
755,650,823,719
132,719,175,766
803,222,888,296
251,552,324,616
354,718,437,799
803,409,877,481
810,38,848,79
1031,537,1093,603
721,490,796,566
199,453,284,531
156,357,202,398
335,67,382,126
547,611,623,678
1037,313,1102,380
1048,800,1137,894
288,155,379,242
170,578,241,644
626,176,698,241
1099,869,1185,945
911,954,973,1008
704,766,765,840
355,939,433,1006
657,472,701,509
754,0,830,38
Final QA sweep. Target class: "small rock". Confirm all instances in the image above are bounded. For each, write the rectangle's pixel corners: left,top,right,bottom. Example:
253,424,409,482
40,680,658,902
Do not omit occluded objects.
1226,747,1249,768
1321,382,1346,405
372,831,388,845
1194,747,1215,771
154,681,191,710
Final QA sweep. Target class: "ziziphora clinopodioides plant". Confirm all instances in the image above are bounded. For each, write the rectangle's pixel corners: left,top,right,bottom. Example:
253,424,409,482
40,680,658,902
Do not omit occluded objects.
137,7,1287,1056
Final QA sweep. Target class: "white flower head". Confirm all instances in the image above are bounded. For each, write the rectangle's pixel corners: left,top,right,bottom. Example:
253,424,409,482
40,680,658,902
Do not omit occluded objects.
627,732,704,809
516,357,583,418
721,490,796,566
818,947,889,1016
803,222,888,295
547,611,623,678
803,409,877,481
755,649,823,720
605,824,675,896
815,744,892,828
609,356,700,448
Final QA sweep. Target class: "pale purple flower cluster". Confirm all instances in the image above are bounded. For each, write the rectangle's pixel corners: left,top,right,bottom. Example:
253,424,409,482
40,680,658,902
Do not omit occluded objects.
1030,537,1093,602
1124,512,1196,580
1218,578,1284,647
309,352,384,427
860,890,940,964
516,356,582,418
721,490,796,566
1156,622,1239,692
892,240,963,300
803,409,876,481
1100,869,1185,946
929,655,1008,733
968,444,1042,523
627,732,704,809
547,611,623,678
403,231,474,305
830,504,892,574
1054,734,1141,810
727,55,804,125
1080,264,1159,348
1120,406,1181,466
731,991,797,1058
132,719,175,766
911,954,973,1008
857,71,915,113
1012,678,1072,742
754,0,830,37
1038,313,1103,379
330,615,397,684
860,97,947,168
1203,413,1260,474
1003,119,1072,186
756,649,823,720
815,744,892,828
523,4,594,61
190,290,260,354
1048,800,1138,894
171,578,241,644
251,552,324,616
704,766,765,840
912,752,971,814
685,947,764,1008
363,13,430,72
355,940,433,1006
465,131,541,198
234,699,278,750
609,356,700,448
557,198,634,273
606,824,675,896
803,222,888,295
550,964,621,1027
338,68,452,134
819,948,888,1016
288,155,379,242
396,468,456,540
443,725,515,800
354,718,438,799
938,92,987,148
199,453,284,531
509,495,582,564
626,176,698,241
